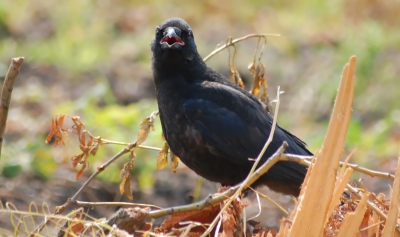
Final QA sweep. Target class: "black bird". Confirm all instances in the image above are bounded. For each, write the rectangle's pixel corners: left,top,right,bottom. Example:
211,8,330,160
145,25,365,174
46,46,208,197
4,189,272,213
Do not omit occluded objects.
151,18,312,196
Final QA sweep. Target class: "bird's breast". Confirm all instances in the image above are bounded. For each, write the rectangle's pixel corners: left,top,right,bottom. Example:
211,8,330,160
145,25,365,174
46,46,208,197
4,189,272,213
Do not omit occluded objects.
156,84,218,160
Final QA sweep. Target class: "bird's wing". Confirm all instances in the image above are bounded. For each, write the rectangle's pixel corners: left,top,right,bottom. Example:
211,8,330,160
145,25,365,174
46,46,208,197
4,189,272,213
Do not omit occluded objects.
183,81,310,181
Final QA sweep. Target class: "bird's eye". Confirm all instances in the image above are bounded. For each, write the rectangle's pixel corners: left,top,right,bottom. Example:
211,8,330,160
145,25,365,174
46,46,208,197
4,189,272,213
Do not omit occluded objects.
187,30,192,38
155,27,161,35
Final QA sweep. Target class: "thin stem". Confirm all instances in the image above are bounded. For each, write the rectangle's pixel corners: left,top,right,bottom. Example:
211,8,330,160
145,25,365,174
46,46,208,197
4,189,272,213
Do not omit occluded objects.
75,201,162,210
203,34,280,62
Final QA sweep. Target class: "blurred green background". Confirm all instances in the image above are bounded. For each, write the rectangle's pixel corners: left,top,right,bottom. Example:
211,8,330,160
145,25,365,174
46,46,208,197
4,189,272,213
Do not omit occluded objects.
0,0,399,213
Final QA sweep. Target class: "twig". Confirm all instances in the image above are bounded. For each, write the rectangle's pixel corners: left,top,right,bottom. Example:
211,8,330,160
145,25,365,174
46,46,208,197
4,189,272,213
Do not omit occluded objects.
0,57,24,159
29,142,138,236
147,189,234,219
75,201,162,210
100,139,165,152
284,154,395,181
203,34,280,62
338,161,395,180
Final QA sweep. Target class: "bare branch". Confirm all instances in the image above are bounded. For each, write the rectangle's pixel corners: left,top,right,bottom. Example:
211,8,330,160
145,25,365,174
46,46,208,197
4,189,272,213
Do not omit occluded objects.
285,153,395,181
0,57,24,159
203,34,280,62
75,201,162,210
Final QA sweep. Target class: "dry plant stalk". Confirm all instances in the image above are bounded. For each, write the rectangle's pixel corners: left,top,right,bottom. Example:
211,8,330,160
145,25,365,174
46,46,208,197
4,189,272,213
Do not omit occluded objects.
287,56,357,236
0,57,24,159
325,152,354,222
382,153,400,237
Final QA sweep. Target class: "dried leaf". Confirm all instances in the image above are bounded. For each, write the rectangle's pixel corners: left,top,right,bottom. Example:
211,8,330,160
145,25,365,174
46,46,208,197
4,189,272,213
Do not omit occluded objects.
80,130,86,147
45,117,56,144
90,146,98,156
248,61,256,74
157,142,169,170
137,111,159,145
75,161,87,180
71,154,84,169
120,173,133,200
56,131,65,146
250,63,266,96
66,213,85,236
69,222,84,236
57,115,65,129
47,115,72,146
260,71,270,112
234,69,245,89
119,154,135,200
137,119,151,145
229,66,244,89
170,153,179,173
161,203,220,232
76,123,83,134
71,116,81,122
79,145,88,156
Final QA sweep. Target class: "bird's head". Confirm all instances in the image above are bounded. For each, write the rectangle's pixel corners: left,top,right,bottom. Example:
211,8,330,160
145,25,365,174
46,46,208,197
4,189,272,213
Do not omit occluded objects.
151,18,202,69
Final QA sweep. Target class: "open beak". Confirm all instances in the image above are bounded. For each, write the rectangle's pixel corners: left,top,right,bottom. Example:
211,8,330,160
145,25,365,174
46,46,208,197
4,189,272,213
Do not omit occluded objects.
160,27,185,50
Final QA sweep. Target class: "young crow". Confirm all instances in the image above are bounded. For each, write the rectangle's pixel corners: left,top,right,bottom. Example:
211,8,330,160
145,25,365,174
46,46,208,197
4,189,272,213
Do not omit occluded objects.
151,18,313,196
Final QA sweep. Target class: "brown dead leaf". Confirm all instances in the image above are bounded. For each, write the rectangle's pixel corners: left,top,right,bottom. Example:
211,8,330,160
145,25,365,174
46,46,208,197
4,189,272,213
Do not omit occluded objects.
75,160,87,180
161,203,220,233
157,142,169,170
137,111,159,145
249,62,262,96
120,153,135,200
45,117,56,144
65,213,85,237
57,115,65,130
46,115,70,146
90,146,98,156
71,154,84,169
170,152,179,173
46,115,104,179
79,130,86,147
120,172,133,200
248,61,256,74
229,66,244,89
250,62,271,113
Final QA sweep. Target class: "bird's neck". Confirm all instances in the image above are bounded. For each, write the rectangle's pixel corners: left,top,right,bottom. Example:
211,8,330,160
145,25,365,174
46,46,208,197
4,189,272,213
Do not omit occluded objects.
152,54,207,86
